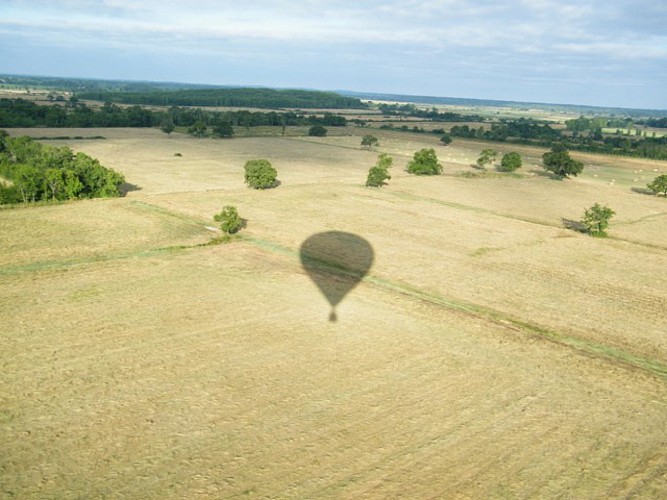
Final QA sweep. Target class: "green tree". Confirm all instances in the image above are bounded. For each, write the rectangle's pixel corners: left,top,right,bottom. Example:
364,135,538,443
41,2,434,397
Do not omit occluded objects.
542,145,584,178
308,125,327,137
188,121,207,137
647,174,667,196
366,153,393,187
44,168,65,200
212,123,234,138
440,133,453,146
160,119,175,135
406,148,442,176
361,134,379,148
476,149,497,169
581,203,615,236
214,205,243,234
244,159,278,189
499,152,522,172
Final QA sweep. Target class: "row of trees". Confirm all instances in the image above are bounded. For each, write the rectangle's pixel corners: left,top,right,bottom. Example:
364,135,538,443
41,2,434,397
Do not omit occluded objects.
0,99,348,131
0,131,125,204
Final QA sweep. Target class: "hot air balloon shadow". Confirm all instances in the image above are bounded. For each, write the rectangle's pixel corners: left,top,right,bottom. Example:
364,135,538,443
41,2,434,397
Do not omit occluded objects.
300,231,374,322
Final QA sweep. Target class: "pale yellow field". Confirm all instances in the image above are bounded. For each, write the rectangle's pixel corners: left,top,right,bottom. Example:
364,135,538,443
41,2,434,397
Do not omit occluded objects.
2,127,667,498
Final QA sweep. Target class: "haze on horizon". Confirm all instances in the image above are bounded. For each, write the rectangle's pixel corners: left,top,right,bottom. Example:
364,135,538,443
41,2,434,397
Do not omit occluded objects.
1,0,666,110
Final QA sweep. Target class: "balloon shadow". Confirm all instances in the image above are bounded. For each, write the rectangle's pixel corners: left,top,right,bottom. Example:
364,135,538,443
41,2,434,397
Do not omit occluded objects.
300,231,374,322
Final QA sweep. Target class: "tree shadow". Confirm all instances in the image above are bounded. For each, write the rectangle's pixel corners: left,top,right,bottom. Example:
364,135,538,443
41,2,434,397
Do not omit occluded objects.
631,186,655,196
120,183,142,196
561,218,588,233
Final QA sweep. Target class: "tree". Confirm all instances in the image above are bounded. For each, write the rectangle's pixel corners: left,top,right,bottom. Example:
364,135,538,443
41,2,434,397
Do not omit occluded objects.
187,121,207,137
440,133,452,146
160,119,175,135
214,205,243,234
499,152,522,172
366,153,393,187
361,134,379,149
244,159,278,189
581,203,615,236
406,148,442,175
308,125,327,137
542,145,584,178
476,148,497,169
647,174,667,196
212,123,234,138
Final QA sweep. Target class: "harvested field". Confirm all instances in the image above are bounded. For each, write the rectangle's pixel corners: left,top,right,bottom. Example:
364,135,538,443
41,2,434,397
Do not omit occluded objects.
2,127,667,498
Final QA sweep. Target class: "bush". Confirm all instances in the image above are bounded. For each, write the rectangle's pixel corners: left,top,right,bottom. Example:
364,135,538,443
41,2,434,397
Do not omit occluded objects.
499,152,522,172
244,159,278,189
308,125,327,137
406,148,442,175
212,123,234,138
440,134,452,146
476,149,497,169
214,205,243,234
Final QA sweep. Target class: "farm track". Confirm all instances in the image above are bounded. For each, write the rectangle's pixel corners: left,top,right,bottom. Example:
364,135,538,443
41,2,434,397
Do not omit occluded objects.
3,197,665,380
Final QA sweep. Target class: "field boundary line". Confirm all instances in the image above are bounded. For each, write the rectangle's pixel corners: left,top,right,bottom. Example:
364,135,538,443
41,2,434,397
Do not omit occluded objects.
245,235,667,380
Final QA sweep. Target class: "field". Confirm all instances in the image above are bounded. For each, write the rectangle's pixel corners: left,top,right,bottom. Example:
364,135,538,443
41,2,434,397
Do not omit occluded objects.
2,127,667,498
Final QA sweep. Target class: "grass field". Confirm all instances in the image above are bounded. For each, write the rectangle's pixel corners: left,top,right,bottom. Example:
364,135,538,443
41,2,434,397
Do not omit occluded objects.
2,127,667,498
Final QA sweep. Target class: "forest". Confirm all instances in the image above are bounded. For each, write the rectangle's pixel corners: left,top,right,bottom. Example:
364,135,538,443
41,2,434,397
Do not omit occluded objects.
0,99,348,129
0,131,125,204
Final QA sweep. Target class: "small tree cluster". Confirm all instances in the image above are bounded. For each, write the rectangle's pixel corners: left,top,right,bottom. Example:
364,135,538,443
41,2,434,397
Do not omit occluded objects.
581,203,615,236
214,205,243,234
366,153,393,187
542,145,583,178
188,121,207,137
407,148,442,176
212,123,234,138
244,159,278,189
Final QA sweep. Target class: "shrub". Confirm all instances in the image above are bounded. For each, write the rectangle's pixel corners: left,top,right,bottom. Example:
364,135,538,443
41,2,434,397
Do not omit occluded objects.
647,174,667,196
440,134,452,146
542,145,583,178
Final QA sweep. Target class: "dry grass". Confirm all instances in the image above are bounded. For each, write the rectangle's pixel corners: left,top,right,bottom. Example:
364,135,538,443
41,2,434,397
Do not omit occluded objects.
2,127,667,498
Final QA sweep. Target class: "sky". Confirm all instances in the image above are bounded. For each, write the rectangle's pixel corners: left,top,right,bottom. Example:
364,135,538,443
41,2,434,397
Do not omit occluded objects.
1,0,666,110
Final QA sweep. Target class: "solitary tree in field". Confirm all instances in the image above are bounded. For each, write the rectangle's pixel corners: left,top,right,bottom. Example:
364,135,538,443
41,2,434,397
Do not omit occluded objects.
366,153,393,187
407,148,442,175
440,133,453,146
476,149,497,169
499,152,522,172
214,205,243,234
308,125,327,137
361,134,379,149
647,174,667,196
244,159,278,189
542,145,583,178
581,203,615,236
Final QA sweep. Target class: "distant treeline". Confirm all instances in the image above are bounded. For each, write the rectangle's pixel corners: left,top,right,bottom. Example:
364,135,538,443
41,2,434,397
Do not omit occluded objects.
0,99,348,129
76,88,367,109
0,131,125,204
382,118,667,160
378,103,483,122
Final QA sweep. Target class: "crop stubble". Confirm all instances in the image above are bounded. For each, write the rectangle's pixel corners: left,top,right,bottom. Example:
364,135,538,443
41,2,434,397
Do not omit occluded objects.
1,128,666,497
